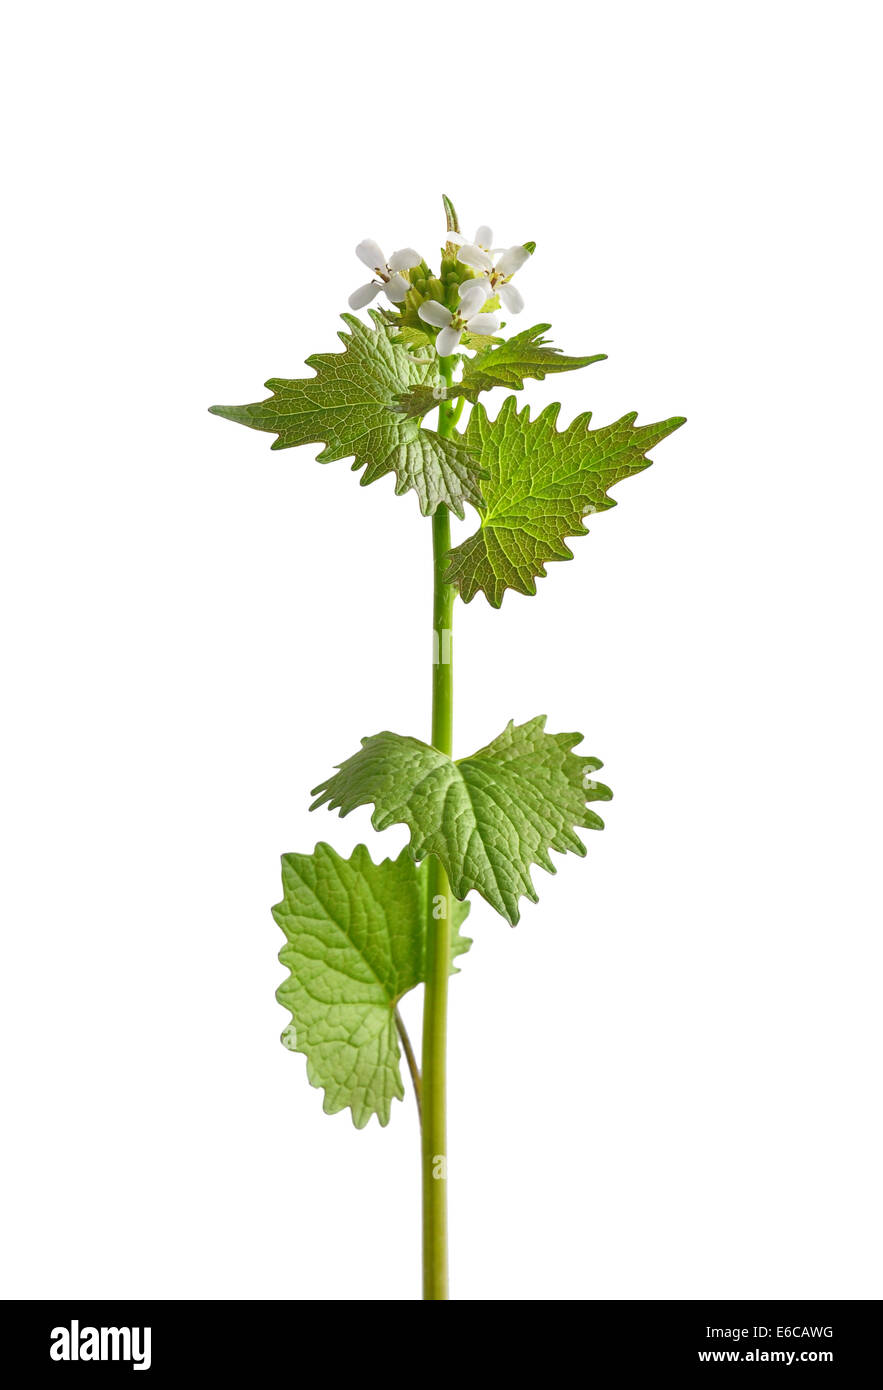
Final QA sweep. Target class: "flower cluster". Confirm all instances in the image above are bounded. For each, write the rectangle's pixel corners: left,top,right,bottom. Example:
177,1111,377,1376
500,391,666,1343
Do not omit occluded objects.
346,207,533,358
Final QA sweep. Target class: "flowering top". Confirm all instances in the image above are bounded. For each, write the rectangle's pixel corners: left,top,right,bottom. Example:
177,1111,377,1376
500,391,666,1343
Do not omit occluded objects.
212,191,686,604
349,240,422,309
343,203,534,360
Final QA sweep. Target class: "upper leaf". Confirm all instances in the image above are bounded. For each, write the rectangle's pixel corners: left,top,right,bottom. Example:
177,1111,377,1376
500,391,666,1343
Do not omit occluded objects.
310,717,612,925
445,397,686,606
209,312,484,518
273,843,471,1129
460,324,605,399
394,323,602,418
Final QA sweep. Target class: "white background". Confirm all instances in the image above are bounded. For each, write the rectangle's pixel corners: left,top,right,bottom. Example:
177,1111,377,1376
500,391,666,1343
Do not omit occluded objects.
2,1,881,1302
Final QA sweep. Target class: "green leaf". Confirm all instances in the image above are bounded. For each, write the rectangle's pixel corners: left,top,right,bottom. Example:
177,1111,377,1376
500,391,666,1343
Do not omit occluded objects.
394,325,603,418
442,193,460,236
272,843,471,1129
459,324,605,399
209,311,484,518
445,397,686,606
310,717,612,925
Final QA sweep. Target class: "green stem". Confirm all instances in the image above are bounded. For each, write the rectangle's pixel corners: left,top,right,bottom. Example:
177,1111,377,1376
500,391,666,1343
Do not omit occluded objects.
421,355,456,1300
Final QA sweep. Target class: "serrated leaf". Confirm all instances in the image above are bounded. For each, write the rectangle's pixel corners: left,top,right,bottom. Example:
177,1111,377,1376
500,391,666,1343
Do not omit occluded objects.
445,397,686,606
310,717,612,925
458,329,505,356
460,324,605,398
272,843,471,1129
393,324,602,417
209,311,484,518
391,383,455,419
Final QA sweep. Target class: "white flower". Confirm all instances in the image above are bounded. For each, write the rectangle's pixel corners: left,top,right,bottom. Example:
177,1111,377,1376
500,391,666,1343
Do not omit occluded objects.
456,236,530,314
348,239,422,309
447,223,497,254
417,280,500,356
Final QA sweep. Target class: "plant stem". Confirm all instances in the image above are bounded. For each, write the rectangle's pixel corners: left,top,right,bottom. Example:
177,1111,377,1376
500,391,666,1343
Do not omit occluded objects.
421,355,456,1300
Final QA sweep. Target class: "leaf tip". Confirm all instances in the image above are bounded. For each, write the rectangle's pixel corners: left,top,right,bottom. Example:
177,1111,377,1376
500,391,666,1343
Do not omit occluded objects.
442,193,460,234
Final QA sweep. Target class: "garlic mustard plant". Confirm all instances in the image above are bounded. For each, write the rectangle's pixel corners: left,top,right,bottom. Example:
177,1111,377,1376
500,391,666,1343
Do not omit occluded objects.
210,195,685,1300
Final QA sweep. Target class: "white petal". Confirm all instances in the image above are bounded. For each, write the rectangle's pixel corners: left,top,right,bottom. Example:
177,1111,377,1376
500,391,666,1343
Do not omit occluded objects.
436,325,462,357
457,244,493,272
495,244,531,278
458,280,490,317
348,281,381,309
465,311,500,335
356,239,386,270
498,280,525,313
446,231,467,245
458,276,491,301
388,247,422,271
418,300,453,327
474,224,493,248
384,273,409,303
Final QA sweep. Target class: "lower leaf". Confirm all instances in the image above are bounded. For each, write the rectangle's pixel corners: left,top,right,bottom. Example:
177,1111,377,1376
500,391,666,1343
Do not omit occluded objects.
272,843,470,1129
